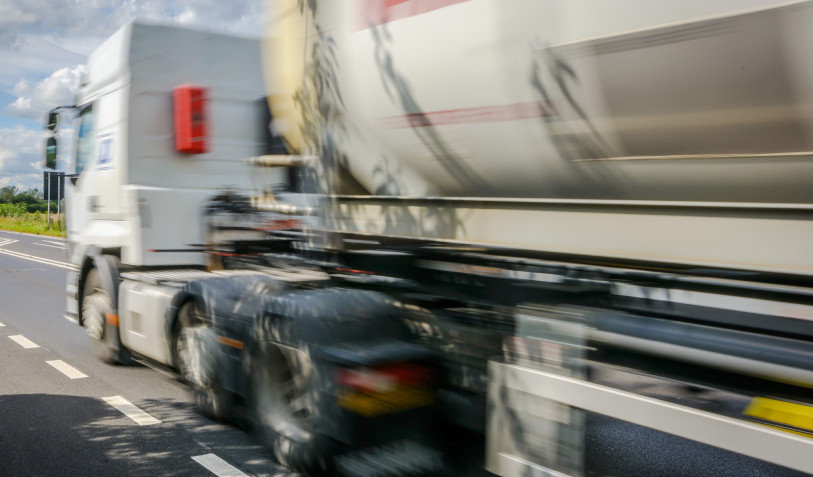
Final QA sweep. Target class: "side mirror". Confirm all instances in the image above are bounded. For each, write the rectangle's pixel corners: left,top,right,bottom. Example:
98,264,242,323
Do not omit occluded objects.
46,111,59,132
45,137,57,170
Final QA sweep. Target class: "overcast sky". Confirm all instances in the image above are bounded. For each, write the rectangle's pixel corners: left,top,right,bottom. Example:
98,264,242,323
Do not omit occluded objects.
0,0,263,192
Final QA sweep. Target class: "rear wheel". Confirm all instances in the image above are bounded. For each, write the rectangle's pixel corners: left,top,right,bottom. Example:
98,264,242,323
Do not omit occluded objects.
250,339,334,475
82,267,130,365
248,289,412,475
174,302,233,420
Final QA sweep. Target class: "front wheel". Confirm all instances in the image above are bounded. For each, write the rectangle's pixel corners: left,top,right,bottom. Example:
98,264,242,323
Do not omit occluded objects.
82,267,130,365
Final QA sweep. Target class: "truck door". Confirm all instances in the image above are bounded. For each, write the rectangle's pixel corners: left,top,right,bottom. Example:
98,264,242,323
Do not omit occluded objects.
65,104,96,263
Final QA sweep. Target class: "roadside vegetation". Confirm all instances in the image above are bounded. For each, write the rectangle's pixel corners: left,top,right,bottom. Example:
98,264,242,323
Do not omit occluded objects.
0,186,65,237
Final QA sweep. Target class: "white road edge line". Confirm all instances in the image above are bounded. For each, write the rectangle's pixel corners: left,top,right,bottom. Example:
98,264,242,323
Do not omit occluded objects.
9,334,39,349
46,360,88,379
35,243,67,249
192,454,249,477
102,396,161,425
0,247,77,271
43,240,66,246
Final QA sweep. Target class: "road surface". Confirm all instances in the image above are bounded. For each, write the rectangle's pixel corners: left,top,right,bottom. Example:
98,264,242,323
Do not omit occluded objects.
0,230,294,477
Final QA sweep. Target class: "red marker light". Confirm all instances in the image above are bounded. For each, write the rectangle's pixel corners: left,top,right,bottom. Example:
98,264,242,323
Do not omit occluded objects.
173,84,208,154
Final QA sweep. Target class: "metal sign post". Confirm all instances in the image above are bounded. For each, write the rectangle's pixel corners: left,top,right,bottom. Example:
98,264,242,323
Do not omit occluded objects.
46,172,51,229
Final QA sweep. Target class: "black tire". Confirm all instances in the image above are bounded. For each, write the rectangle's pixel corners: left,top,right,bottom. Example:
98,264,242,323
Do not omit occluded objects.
82,267,131,365
248,288,410,475
249,339,336,475
174,301,233,421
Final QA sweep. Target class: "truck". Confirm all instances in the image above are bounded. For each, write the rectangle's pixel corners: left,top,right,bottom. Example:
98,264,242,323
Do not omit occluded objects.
48,0,813,475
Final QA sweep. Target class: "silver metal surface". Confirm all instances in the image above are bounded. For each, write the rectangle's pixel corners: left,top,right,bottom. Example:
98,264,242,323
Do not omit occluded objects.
248,155,318,168
253,201,316,215
590,329,813,388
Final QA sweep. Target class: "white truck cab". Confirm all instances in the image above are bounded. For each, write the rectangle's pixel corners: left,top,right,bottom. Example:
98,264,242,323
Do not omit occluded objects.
50,21,286,364
62,20,282,270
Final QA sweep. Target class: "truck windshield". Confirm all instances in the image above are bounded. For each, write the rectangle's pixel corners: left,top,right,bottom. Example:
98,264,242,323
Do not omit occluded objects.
74,106,94,175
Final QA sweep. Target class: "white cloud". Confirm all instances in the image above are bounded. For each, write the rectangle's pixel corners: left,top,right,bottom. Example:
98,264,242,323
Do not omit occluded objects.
176,8,199,25
0,172,42,192
0,0,263,49
0,126,47,190
4,65,85,120
0,126,46,170
0,3,37,30
0,1,262,89
0,34,85,92
13,79,29,96
0,0,263,190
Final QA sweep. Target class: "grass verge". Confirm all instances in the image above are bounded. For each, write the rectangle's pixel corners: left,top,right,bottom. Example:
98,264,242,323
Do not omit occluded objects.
0,214,66,237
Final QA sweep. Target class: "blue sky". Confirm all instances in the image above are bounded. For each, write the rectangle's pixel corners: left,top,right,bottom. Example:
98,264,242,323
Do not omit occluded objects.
0,0,263,192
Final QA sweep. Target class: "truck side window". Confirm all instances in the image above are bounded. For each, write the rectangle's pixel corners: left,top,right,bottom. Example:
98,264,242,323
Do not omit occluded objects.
74,106,94,175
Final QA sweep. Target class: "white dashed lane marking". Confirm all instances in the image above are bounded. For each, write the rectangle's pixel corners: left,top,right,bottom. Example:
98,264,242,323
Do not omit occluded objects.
192,454,249,477
0,321,5,327
9,335,39,349
102,396,161,425
47,360,88,379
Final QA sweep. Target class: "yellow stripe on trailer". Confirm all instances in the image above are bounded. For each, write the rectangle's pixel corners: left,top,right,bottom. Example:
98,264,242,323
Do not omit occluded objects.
744,397,813,437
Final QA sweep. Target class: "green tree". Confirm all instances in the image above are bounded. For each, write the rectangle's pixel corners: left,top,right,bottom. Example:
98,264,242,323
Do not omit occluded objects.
0,186,18,203
0,187,47,212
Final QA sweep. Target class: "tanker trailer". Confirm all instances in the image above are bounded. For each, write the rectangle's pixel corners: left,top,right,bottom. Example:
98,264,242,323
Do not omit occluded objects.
265,0,813,277
246,0,813,475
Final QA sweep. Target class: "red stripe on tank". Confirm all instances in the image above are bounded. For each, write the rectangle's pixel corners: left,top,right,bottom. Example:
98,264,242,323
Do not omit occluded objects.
378,101,555,129
356,0,471,31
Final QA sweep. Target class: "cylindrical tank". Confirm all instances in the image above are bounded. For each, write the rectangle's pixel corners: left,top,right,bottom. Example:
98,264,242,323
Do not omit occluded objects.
264,0,813,203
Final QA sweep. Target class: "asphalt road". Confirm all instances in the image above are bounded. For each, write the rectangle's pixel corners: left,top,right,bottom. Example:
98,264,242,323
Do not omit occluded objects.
0,230,294,477
0,230,808,477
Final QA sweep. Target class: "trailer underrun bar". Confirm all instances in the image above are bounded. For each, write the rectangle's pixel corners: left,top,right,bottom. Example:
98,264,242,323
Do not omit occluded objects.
487,362,813,476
